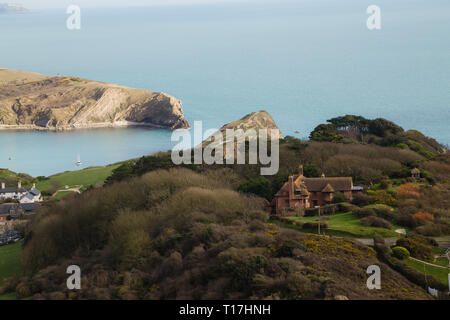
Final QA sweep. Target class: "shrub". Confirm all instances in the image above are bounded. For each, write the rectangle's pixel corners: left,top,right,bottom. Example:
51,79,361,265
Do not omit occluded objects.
338,203,358,212
351,193,376,206
379,179,391,189
238,177,272,200
392,247,410,260
415,224,450,237
397,183,420,199
395,212,416,228
331,192,347,204
375,190,396,206
302,222,329,230
361,216,392,229
408,234,438,247
353,208,376,218
412,212,434,226
395,237,433,260
372,206,395,221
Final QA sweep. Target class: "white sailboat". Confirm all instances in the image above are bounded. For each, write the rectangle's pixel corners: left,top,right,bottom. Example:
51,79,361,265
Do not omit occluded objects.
75,154,82,166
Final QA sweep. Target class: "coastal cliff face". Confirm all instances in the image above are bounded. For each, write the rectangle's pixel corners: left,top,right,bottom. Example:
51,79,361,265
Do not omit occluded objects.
0,68,189,130
201,110,282,151
219,110,282,137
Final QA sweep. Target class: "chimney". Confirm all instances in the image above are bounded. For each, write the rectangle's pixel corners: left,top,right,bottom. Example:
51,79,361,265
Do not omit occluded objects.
298,164,304,176
289,176,294,198
18,181,21,189
1,182,4,189
32,183,36,189
321,173,325,178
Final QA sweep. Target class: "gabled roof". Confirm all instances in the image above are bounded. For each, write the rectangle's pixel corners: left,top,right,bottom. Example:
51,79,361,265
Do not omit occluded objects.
0,187,28,194
29,188,41,196
411,168,420,173
20,193,34,200
303,177,353,192
274,171,354,198
0,187,41,195
321,183,335,193
293,175,309,196
274,182,290,197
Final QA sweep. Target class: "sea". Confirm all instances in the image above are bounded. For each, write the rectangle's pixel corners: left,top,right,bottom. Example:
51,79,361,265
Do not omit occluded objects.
1,0,449,176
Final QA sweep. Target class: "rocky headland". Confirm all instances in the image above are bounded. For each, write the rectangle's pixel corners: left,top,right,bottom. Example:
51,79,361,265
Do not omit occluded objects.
0,68,189,131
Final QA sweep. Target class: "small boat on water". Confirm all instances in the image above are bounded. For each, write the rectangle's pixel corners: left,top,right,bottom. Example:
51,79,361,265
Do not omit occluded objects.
75,154,82,166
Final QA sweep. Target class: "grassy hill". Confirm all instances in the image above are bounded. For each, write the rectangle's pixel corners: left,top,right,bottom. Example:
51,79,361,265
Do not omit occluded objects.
0,169,34,187
1,164,121,196
35,164,121,194
405,258,449,287
1,168,432,300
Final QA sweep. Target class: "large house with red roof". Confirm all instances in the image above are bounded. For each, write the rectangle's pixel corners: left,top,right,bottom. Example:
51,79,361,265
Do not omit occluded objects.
271,164,362,214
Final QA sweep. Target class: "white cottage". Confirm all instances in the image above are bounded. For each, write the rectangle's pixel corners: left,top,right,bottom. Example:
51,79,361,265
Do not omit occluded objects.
0,182,42,203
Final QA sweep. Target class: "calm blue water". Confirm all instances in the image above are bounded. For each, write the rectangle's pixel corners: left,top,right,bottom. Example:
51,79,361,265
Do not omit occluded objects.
1,0,449,176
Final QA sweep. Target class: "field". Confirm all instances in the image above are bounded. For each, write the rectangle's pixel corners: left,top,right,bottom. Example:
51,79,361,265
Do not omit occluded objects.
0,241,22,287
0,240,22,300
35,164,121,193
405,258,450,287
286,211,402,238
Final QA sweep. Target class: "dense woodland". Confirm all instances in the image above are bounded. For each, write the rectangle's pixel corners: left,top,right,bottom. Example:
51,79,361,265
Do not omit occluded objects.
1,115,449,299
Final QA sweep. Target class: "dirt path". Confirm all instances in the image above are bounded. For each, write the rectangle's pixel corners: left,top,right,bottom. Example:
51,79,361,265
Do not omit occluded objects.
52,187,82,197
354,238,398,247
355,236,450,249
409,257,450,270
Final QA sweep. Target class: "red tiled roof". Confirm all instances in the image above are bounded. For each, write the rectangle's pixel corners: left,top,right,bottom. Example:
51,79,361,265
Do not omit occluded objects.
304,177,353,192
321,183,335,193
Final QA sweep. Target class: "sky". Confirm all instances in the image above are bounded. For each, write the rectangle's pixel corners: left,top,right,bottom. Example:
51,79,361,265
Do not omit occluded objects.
14,0,263,9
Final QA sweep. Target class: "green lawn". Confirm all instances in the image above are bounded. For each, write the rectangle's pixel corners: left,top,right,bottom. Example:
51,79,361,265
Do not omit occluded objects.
435,257,450,268
0,240,22,300
406,258,449,287
287,211,402,238
35,164,121,193
0,292,16,300
53,190,77,200
0,241,22,287
272,220,363,238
